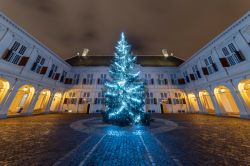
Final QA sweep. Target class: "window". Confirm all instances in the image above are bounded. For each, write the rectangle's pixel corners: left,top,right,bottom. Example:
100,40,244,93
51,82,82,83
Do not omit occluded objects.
192,65,201,79
83,74,94,85
221,43,245,66
173,92,186,105
48,64,58,79
94,91,105,104
144,74,154,85
170,74,177,85
60,71,67,82
146,92,157,105
157,74,168,85
203,56,218,75
64,92,77,104
73,74,80,84
97,74,107,85
6,41,27,64
31,55,46,73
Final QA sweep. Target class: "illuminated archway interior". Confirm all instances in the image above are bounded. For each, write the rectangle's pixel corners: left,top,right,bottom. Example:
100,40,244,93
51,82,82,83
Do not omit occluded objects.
238,80,250,110
188,93,199,112
50,92,62,112
214,86,240,115
8,85,35,115
0,78,10,104
199,90,215,114
33,89,51,114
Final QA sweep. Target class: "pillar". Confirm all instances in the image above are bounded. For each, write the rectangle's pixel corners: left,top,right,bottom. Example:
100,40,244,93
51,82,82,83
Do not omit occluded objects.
26,87,42,115
44,92,55,113
208,87,224,116
227,82,250,118
195,93,206,114
0,80,23,117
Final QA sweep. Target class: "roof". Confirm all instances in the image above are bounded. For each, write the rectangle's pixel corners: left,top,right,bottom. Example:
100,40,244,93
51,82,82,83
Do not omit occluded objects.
66,55,184,67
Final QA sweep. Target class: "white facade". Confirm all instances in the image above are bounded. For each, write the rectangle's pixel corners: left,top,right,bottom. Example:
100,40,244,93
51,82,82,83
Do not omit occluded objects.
0,11,250,118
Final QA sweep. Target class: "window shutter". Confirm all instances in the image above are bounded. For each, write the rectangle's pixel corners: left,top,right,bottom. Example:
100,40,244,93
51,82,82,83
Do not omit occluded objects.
212,63,218,72
17,56,29,66
219,58,230,67
202,67,209,75
69,78,73,84
178,78,185,85
1,49,11,60
189,74,196,81
235,51,245,62
39,67,48,75
31,62,38,71
54,73,60,80
64,78,69,84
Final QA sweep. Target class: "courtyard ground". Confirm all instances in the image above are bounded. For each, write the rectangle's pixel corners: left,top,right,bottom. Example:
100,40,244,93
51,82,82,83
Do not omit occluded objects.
0,113,250,165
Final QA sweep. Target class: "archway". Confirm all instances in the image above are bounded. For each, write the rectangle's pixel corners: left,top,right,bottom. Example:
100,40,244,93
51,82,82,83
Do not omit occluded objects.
8,85,35,115
0,78,10,104
188,93,199,113
214,86,240,115
199,90,215,114
50,92,62,112
33,89,51,114
238,80,250,110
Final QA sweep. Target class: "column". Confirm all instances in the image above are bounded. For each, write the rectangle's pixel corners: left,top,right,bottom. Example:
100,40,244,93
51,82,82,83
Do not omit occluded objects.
26,87,42,115
0,80,23,117
0,88,12,111
195,93,206,114
227,82,250,118
58,91,66,112
44,92,55,113
208,87,224,116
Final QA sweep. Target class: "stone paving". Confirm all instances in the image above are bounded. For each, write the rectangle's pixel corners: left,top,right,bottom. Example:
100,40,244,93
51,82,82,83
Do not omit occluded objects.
0,113,250,165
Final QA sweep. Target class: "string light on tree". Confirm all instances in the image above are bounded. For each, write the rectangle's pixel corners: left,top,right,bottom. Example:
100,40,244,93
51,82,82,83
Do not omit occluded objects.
102,32,150,126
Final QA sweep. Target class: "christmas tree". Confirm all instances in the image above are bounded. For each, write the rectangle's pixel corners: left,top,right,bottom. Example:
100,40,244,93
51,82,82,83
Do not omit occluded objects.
102,32,150,126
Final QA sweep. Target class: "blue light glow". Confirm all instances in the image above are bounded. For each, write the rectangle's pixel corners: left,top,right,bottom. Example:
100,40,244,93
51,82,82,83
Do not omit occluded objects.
103,32,149,125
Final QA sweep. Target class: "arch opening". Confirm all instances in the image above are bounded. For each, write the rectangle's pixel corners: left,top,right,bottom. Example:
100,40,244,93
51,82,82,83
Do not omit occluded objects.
199,90,215,114
50,92,62,112
0,78,10,104
238,80,250,110
33,89,51,114
188,93,199,113
214,86,240,115
8,85,35,115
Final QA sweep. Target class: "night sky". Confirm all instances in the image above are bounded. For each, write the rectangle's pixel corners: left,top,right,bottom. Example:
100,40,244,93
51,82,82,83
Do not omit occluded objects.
0,0,250,60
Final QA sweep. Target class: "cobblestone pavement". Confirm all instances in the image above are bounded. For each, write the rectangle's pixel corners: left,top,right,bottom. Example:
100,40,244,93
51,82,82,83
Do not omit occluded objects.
0,113,250,166
154,114,250,166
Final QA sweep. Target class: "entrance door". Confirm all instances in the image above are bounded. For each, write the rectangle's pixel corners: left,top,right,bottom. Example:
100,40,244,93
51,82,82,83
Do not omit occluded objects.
87,104,90,114
160,104,164,114
83,103,90,114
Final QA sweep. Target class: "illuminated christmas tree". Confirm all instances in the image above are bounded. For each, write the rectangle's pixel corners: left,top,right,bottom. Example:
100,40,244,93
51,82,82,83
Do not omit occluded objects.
103,32,150,126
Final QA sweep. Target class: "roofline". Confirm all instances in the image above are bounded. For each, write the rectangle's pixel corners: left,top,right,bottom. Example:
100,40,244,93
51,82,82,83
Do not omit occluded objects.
0,11,71,68
66,54,185,64
179,10,250,68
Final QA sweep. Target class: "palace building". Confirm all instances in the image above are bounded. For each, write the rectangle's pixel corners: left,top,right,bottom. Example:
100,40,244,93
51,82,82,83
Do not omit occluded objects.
0,11,250,118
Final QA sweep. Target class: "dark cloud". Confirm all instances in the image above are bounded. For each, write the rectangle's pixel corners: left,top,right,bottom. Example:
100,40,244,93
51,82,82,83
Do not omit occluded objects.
0,0,249,59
